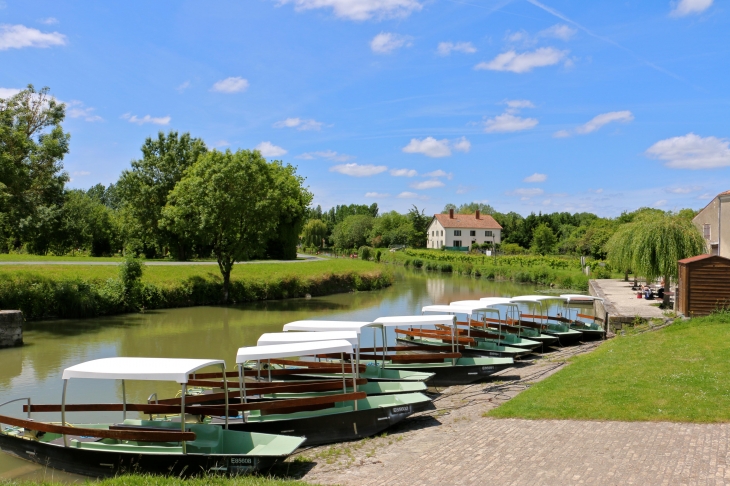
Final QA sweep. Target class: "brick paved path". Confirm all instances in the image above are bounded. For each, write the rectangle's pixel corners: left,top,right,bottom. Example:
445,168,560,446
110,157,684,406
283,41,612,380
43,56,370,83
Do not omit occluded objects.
289,342,730,486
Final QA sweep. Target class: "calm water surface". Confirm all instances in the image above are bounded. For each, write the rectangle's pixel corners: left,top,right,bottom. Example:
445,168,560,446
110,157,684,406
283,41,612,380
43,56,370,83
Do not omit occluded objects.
0,270,547,480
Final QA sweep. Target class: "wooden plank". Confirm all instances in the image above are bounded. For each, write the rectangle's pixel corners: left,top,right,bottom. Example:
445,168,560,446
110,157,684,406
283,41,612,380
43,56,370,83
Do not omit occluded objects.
0,414,195,442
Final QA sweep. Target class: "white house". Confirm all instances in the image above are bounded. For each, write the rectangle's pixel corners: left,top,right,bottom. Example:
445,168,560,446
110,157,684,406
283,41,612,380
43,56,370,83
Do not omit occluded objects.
427,209,502,249
693,190,730,257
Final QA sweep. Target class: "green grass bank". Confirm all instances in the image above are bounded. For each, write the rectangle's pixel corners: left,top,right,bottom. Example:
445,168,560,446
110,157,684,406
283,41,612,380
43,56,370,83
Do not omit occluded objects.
0,260,393,320
382,249,616,291
488,312,730,422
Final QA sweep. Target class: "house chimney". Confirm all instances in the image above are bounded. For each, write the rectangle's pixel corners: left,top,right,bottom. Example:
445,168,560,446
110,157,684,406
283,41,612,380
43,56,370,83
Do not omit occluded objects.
449,209,454,219
476,209,480,220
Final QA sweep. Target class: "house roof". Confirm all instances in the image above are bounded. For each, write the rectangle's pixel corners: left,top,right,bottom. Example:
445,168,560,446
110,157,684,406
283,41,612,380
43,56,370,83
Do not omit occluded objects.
678,254,729,264
694,190,730,220
432,213,502,229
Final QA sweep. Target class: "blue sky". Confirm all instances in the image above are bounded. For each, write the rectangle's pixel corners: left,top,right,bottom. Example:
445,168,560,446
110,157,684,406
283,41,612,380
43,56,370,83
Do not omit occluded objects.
1,0,729,217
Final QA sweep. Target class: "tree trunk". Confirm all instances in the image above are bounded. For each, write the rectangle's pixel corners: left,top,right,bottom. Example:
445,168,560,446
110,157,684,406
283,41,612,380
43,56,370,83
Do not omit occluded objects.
222,270,230,303
663,275,671,308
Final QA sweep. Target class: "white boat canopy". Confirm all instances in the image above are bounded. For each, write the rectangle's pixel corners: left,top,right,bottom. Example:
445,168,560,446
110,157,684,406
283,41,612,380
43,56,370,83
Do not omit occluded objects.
61,357,226,384
510,295,567,304
236,340,354,364
373,315,457,327
479,297,517,306
561,294,604,304
448,301,497,314
283,320,373,333
258,331,359,347
421,304,464,314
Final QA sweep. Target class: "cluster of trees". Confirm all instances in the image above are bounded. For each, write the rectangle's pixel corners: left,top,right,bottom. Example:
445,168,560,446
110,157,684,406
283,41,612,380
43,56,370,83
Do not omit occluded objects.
440,202,698,259
301,204,430,250
1,86,312,298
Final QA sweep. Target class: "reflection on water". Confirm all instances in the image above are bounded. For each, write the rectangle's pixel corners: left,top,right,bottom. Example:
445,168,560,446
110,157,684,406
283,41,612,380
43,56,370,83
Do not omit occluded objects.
0,269,542,479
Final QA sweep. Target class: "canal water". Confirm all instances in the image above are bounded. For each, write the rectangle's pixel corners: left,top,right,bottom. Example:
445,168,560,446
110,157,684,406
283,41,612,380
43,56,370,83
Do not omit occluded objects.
0,269,547,480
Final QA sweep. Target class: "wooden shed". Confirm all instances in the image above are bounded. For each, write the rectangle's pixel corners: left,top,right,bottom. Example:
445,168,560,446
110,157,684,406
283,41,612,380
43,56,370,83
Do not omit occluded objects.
677,254,730,317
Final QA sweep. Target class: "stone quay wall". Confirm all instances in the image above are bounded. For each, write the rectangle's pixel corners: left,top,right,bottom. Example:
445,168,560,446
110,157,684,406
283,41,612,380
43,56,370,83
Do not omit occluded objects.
0,310,23,348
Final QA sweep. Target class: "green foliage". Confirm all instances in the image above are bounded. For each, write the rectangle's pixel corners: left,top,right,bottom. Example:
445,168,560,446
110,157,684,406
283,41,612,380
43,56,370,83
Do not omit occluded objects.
368,210,413,247
301,219,328,248
412,258,423,268
500,243,527,255
358,245,372,260
531,223,557,255
330,214,374,249
441,202,496,215
407,205,430,248
375,249,382,262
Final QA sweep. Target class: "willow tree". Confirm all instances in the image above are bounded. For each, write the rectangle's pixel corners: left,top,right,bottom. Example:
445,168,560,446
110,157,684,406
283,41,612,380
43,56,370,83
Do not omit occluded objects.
606,214,705,306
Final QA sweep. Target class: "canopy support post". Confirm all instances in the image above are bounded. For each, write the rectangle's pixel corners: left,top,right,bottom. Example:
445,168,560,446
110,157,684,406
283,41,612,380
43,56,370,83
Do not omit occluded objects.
221,363,229,430
122,379,127,421
341,353,346,394
351,353,358,411
181,384,187,454
61,379,68,447
356,334,361,380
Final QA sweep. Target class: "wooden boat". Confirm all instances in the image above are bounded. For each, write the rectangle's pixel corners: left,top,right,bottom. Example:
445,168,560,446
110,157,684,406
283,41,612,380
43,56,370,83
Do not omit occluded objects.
560,294,606,340
282,316,514,387
395,325,532,359
0,358,304,478
477,298,560,348
282,321,435,383
509,296,584,345
188,340,434,446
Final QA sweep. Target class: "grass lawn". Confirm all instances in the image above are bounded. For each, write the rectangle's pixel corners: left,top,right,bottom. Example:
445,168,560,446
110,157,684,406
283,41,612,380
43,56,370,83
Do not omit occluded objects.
0,260,381,287
1,475,312,486
488,312,730,422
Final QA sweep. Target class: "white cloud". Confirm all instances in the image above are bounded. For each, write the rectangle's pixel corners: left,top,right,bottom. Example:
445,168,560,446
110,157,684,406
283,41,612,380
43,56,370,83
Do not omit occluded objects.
505,99,535,109
390,168,417,177
273,117,324,131
255,141,287,157
436,41,477,56
667,185,702,194
456,185,470,194
121,113,170,125
276,0,422,21
330,163,387,177
297,150,353,162
176,81,191,93
654,199,668,207
402,137,451,158
396,191,423,199
509,188,544,198
539,24,576,41
72,171,90,176
0,24,67,50
542,199,552,205
524,173,547,183
575,111,634,134
370,32,412,54
423,169,452,179
452,136,471,153
645,133,730,169
39,17,59,25
211,77,249,93
365,192,390,198
670,0,713,17
0,87,21,98
411,180,444,190
66,100,102,122
485,113,538,133
213,140,230,147
475,47,567,73
553,130,571,138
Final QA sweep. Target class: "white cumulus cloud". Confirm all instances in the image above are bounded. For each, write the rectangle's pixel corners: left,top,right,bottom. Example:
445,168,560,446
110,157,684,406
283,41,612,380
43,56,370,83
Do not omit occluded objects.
255,141,288,157
276,0,423,21
273,117,324,131
0,87,21,98
330,163,387,177
509,188,544,198
555,111,634,137
397,191,424,199
485,113,538,133
370,32,412,54
524,173,547,183
390,168,418,177
297,150,353,162
121,113,170,125
39,17,59,25
436,41,477,56
211,77,249,93
402,137,470,158
475,47,567,73
539,24,576,41
410,180,444,190
505,99,535,109
645,133,730,169
423,170,453,179
67,101,102,122
365,192,390,198
670,0,713,17
0,24,66,50
452,136,471,153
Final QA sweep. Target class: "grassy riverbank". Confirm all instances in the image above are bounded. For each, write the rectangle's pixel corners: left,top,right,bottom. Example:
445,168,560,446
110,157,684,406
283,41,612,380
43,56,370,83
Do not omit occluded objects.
0,260,393,320
0,475,311,486
489,312,730,422
382,249,615,291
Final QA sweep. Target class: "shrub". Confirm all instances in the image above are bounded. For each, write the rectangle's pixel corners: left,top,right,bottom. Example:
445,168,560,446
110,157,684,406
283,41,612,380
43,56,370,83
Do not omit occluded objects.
375,249,382,262
440,263,453,273
412,259,424,268
358,246,373,261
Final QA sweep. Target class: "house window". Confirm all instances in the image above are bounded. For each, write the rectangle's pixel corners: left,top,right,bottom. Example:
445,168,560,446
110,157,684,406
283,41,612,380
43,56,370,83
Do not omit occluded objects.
454,230,462,236
703,224,711,240
440,230,443,236
453,240,462,247
485,230,492,237
469,230,476,236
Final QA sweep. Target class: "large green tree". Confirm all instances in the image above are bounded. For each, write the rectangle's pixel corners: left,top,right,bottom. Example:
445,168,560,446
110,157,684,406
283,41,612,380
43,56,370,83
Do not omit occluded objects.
161,149,277,302
118,131,207,259
407,205,430,248
606,214,706,306
369,211,413,248
0,85,69,253
301,219,328,248
331,214,374,249
531,223,557,255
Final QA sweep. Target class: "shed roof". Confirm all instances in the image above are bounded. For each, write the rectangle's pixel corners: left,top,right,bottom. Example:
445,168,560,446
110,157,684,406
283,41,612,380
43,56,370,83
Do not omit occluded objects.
432,213,502,229
678,254,729,264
